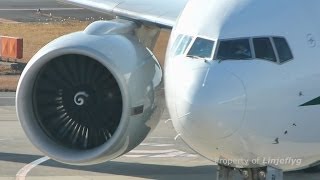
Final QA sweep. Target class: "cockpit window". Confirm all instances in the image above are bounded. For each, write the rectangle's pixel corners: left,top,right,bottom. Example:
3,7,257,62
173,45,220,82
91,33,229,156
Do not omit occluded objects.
213,36,293,64
171,34,183,54
273,37,293,63
216,39,252,60
253,37,276,62
187,37,214,59
174,35,192,56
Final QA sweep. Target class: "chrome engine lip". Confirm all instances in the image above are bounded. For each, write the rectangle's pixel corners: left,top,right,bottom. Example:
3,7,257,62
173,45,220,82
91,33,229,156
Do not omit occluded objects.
16,46,131,165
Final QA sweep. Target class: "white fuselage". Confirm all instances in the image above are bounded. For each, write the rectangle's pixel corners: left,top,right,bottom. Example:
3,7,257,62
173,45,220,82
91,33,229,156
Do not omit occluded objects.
165,0,320,171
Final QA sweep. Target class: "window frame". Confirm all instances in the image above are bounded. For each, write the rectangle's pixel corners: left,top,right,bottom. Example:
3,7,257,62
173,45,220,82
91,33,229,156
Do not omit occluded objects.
214,36,293,64
183,36,196,56
272,36,294,64
186,36,216,59
269,37,280,63
214,37,253,61
251,36,278,64
173,34,193,57
171,34,184,55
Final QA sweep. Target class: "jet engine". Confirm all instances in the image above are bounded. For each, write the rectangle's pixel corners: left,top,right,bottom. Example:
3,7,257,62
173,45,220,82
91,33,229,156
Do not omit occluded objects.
16,20,164,165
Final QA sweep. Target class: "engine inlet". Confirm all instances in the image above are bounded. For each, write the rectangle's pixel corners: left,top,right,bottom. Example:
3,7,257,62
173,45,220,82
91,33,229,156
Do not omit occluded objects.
32,54,123,150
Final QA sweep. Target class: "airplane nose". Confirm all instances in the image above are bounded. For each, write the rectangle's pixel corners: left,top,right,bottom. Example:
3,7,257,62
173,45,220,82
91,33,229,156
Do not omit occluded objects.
173,64,246,140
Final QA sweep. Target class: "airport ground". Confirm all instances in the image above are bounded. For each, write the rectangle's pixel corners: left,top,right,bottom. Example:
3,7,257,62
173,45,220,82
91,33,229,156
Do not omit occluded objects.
1,0,320,179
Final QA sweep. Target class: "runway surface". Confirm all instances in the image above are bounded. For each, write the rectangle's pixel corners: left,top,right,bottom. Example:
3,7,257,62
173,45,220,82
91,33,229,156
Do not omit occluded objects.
0,0,111,23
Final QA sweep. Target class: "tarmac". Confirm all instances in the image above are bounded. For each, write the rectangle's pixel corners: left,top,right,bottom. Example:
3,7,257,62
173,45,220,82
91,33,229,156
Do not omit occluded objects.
0,0,111,23
1,0,320,179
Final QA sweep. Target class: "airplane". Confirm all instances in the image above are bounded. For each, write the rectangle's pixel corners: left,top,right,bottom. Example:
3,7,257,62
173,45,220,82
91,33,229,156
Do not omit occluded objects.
14,0,320,179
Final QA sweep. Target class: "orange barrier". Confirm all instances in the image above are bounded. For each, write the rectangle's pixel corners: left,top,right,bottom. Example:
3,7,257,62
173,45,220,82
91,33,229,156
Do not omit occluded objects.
0,36,23,59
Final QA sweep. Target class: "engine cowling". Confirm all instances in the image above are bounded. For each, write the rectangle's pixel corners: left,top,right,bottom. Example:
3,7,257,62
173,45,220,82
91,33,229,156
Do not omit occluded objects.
16,20,164,165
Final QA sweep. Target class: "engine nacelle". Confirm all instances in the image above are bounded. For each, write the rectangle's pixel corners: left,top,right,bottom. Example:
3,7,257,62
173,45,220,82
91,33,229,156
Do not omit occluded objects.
16,20,164,165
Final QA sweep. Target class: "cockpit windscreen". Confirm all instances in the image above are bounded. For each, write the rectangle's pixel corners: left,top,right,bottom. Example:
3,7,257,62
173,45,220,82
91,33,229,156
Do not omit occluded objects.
216,39,252,60
187,37,215,59
173,35,192,56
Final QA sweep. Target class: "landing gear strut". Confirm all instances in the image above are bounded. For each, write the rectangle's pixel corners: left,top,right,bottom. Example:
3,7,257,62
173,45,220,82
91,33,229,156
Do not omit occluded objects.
217,164,283,180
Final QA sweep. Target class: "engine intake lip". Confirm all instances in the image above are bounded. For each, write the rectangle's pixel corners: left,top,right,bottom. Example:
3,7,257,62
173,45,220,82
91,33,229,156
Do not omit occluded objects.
16,47,130,165
32,54,123,150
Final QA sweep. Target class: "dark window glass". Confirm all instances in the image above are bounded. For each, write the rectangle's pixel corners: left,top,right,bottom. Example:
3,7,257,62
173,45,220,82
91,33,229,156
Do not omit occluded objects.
217,39,252,60
253,38,276,62
187,37,214,59
273,37,293,63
